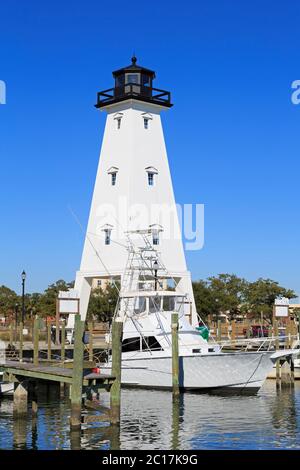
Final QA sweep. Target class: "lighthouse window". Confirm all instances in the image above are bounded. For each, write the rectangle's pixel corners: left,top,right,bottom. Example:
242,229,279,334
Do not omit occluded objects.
148,172,154,186
126,73,140,84
152,231,159,245
111,172,117,186
144,118,149,129
104,229,111,245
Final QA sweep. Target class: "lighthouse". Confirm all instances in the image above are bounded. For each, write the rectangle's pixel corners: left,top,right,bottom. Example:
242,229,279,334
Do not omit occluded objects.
71,57,198,329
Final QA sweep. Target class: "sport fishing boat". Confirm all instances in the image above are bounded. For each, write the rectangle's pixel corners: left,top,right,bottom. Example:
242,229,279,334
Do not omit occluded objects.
100,230,297,393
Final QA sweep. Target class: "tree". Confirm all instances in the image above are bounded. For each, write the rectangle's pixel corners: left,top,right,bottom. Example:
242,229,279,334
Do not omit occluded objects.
207,274,248,320
0,285,19,317
87,283,120,323
38,279,74,317
243,278,297,321
26,292,43,317
192,280,217,319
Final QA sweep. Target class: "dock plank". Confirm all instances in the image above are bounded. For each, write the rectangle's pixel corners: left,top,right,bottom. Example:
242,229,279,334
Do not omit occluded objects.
0,361,115,385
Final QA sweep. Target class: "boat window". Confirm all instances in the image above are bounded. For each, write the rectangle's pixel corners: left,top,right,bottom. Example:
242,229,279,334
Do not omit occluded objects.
175,297,185,315
142,336,163,351
122,336,163,352
122,337,140,352
134,296,146,314
162,296,175,311
149,296,160,313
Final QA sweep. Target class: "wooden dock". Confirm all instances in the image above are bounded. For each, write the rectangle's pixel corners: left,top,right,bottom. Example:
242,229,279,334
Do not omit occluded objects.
0,361,115,387
0,314,123,430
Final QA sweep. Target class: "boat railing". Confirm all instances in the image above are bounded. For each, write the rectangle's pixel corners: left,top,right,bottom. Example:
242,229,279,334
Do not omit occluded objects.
216,335,299,352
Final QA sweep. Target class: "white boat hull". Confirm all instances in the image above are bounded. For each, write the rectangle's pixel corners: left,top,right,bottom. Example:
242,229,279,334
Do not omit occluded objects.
0,381,14,396
102,350,285,393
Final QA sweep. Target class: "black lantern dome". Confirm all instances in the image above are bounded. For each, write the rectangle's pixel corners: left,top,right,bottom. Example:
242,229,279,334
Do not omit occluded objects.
95,57,172,108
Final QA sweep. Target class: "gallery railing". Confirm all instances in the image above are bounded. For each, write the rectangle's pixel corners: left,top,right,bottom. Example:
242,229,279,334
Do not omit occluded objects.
95,83,172,108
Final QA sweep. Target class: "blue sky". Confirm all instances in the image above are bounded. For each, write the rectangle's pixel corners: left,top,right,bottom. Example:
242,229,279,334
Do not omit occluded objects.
0,0,299,296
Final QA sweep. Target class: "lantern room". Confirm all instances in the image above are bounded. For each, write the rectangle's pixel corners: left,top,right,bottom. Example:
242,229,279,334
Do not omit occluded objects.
95,56,172,108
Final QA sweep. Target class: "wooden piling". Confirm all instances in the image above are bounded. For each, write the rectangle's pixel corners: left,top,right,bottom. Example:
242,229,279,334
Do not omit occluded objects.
47,321,51,361
246,320,251,339
19,321,23,362
70,314,85,429
171,313,180,397
285,318,290,349
231,320,236,344
171,393,180,450
55,300,60,345
88,322,93,362
274,319,280,387
110,319,123,425
9,321,14,346
217,319,222,342
33,316,39,366
281,358,294,387
13,381,28,417
61,321,66,363
60,321,66,397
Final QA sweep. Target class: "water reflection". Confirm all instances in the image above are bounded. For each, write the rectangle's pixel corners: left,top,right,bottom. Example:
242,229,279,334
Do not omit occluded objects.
268,386,298,448
13,418,27,450
0,381,300,450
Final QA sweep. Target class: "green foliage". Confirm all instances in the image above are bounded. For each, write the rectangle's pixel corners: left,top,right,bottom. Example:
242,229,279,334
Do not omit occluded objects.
192,280,218,318
0,279,74,319
242,278,296,320
38,279,74,317
0,274,296,323
0,285,19,316
193,274,297,321
87,282,120,323
208,274,247,320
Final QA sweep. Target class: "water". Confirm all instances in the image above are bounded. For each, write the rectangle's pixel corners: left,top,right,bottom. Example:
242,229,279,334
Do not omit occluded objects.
1,381,300,450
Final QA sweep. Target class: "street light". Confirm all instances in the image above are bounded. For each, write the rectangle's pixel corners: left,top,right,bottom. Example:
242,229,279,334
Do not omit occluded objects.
21,270,26,324
153,260,159,291
15,303,19,325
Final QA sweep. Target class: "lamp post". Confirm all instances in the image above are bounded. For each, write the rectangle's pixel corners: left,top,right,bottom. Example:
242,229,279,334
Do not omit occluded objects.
21,270,26,324
15,303,19,325
153,260,159,291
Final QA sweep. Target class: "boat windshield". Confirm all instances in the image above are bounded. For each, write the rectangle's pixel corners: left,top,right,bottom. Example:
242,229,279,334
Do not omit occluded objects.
162,296,175,311
134,296,146,314
149,296,160,313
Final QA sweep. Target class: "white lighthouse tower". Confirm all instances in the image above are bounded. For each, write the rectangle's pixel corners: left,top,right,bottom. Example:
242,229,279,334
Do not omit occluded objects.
71,57,198,328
